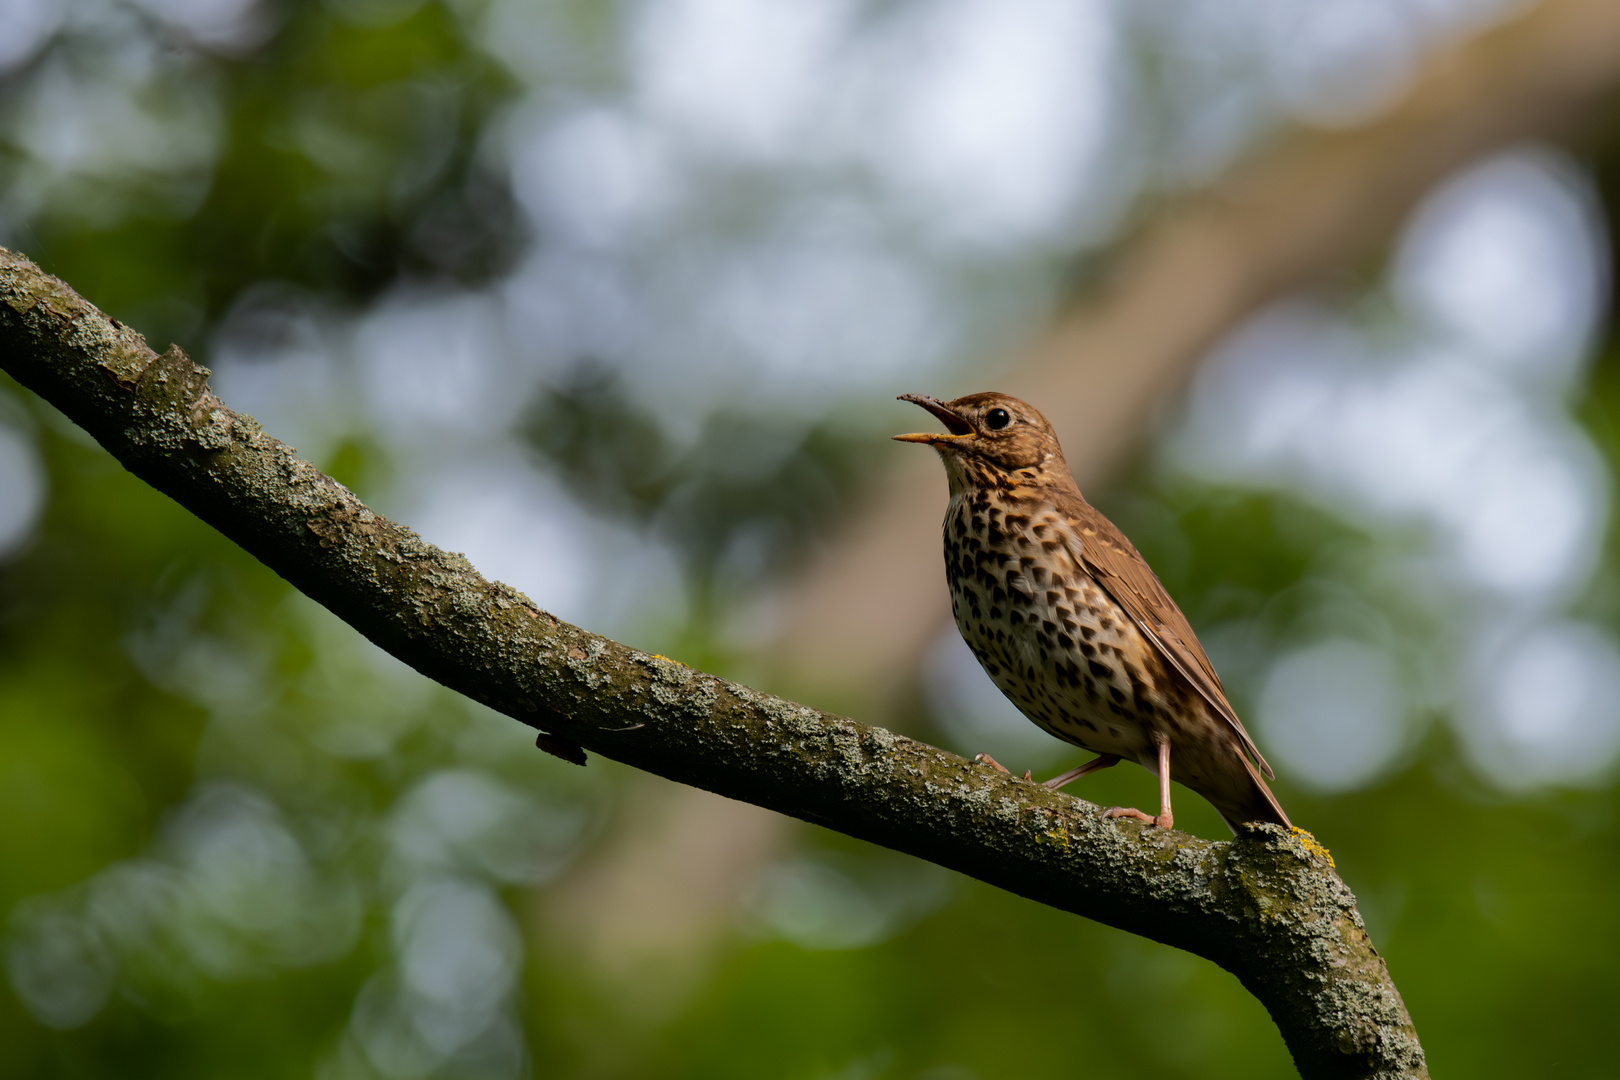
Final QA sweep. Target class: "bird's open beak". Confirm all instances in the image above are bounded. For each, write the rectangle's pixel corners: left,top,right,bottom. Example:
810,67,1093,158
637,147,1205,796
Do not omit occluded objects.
893,393,974,444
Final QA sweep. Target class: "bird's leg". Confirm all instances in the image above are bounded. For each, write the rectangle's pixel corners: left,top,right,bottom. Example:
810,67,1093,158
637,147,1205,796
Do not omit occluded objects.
1041,754,1120,789
1154,738,1174,829
973,753,1033,780
1104,738,1175,830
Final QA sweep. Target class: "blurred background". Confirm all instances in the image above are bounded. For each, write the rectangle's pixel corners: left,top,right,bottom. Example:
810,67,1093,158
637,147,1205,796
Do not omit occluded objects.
2,0,1619,1076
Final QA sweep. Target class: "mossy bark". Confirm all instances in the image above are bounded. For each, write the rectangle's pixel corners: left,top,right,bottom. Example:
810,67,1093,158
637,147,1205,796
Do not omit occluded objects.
0,247,1425,1079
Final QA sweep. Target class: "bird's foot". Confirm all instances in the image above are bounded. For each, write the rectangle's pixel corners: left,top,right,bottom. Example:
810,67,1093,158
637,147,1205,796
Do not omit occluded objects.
1104,806,1173,830
973,753,1032,780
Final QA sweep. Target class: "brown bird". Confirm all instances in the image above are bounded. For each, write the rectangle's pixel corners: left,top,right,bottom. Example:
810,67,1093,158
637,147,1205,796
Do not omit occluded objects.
896,391,1290,833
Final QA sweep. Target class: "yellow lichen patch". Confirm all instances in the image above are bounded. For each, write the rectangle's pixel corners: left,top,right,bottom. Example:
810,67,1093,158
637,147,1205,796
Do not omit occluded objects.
1291,827,1335,867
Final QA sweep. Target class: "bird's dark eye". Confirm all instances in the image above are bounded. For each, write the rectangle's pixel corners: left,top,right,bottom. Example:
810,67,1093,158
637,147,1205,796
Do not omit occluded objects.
985,408,1012,431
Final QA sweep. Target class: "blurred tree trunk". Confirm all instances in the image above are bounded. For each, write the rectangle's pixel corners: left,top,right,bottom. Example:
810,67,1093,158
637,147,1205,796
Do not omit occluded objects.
537,0,1620,1017
1,247,1426,1079
772,0,1620,714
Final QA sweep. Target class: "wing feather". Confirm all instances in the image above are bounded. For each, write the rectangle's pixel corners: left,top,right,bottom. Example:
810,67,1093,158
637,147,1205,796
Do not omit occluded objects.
1055,493,1275,779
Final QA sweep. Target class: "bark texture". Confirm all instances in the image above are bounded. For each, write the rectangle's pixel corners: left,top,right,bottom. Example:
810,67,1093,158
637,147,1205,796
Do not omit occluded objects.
0,247,1425,1080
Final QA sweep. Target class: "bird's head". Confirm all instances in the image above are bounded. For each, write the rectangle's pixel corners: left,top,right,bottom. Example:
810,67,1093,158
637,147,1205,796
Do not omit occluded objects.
893,391,1069,491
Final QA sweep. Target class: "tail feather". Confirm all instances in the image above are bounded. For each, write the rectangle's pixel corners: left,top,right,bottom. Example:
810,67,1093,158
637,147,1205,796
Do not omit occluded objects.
1212,752,1291,834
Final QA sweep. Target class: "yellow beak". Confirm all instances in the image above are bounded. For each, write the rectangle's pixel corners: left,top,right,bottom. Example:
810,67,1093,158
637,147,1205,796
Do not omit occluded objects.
892,431,965,444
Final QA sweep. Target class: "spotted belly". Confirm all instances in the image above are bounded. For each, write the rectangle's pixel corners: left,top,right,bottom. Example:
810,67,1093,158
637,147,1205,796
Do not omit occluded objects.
954,574,1163,757
941,500,1178,768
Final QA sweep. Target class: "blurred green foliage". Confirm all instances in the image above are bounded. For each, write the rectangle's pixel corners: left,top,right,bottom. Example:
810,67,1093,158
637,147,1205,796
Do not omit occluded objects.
4,2,1620,1080
11,362,1620,1076
520,363,870,632
3,0,518,351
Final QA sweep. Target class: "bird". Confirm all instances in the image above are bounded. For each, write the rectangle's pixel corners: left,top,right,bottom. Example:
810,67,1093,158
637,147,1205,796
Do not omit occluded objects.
895,391,1290,834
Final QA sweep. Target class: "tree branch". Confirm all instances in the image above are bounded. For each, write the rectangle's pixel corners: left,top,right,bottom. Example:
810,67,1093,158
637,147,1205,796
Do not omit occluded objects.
0,247,1425,1079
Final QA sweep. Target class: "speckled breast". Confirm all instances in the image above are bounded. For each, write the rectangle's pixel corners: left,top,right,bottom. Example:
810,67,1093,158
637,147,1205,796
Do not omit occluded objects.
941,489,1165,766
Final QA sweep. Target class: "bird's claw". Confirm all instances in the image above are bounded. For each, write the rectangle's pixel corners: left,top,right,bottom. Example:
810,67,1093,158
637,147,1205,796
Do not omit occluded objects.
1105,806,1172,830
972,754,1035,781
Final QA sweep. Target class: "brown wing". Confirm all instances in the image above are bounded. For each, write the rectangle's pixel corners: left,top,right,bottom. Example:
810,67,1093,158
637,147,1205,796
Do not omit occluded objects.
1054,491,1275,779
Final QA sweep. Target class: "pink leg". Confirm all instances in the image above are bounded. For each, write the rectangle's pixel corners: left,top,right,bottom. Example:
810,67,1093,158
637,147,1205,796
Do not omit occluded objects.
1104,738,1175,830
1042,754,1121,789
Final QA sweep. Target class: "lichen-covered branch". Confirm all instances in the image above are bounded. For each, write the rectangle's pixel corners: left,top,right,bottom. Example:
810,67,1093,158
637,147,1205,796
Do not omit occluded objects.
0,247,1425,1080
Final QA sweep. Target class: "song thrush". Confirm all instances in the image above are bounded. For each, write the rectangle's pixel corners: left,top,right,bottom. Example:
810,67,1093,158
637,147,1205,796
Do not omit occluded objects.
896,391,1290,833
